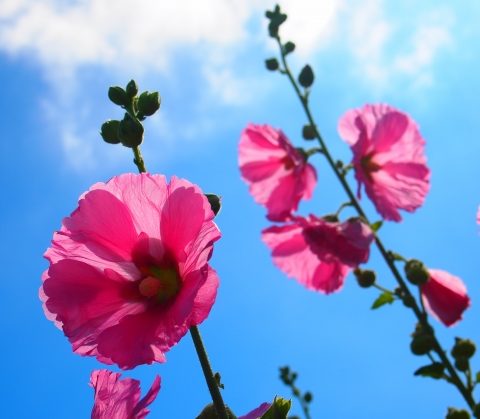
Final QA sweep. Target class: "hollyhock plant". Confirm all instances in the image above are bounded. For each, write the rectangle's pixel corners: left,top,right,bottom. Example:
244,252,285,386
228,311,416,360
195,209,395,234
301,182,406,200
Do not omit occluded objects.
239,123,317,221
338,104,430,222
421,269,471,327
90,370,160,419
262,216,373,294
41,173,221,369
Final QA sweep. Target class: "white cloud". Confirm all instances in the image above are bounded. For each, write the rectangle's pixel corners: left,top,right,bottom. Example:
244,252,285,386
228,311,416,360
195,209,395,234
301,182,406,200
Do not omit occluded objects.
0,0,457,170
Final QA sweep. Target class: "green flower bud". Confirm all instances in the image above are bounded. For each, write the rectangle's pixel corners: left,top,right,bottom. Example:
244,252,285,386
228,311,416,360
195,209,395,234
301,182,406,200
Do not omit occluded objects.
298,65,314,88
205,194,221,216
404,259,429,286
302,124,316,140
446,408,471,419
196,403,237,419
283,41,295,55
451,338,476,359
454,356,469,372
100,120,121,144
354,268,376,288
137,91,161,117
410,334,435,356
108,86,128,107
118,114,144,148
265,58,279,71
304,392,313,403
126,79,138,98
402,294,415,308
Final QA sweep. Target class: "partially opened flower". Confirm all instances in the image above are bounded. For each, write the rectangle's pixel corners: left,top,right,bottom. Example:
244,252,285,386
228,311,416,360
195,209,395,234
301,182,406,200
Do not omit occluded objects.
239,402,272,419
41,173,221,369
239,123,317,221
262,216,373,294
338,104,430,222
421,269,470,327
90,370,160,419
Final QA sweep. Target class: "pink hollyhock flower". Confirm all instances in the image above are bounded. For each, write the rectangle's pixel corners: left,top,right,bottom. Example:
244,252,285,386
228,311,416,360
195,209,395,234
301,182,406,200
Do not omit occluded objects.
421,269,470,327
262,216,373,294
41,173,221,369
239,402,272,419
90,370,160,419
239,123,317,221
338,104,430,222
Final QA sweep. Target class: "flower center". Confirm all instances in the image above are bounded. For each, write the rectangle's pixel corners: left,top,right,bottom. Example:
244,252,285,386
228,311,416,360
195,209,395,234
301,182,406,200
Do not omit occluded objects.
360,154,380,177
138,267,181,304
281,155,295,170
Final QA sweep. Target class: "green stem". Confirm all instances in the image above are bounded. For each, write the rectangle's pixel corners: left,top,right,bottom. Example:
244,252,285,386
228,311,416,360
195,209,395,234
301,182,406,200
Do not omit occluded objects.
190,326,229,419
130,146,228,418
275,37,476,411
132,146,147,173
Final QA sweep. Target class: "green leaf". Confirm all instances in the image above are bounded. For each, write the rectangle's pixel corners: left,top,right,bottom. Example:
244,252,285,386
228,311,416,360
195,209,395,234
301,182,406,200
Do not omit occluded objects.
388,251,406,262
371,291,395,309
370,220,383,232
414,363,445,379
261,397,291,419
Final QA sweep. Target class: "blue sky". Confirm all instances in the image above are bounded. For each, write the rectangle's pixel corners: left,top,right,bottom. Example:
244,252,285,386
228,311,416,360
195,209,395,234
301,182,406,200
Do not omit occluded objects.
1,1,480,418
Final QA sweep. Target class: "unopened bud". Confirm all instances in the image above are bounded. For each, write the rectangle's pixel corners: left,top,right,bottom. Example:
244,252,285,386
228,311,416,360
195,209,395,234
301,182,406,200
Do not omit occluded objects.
354,268,376,288
451,338,476,359
205,194,221,216
410,334,435,356
304,392,313,403
100,120,120,144
126,79,138,98
405,259,429,285
283,41,295,55
137,91,161,117
446,408,471,419
302,124,316,140
454,356,469,372
108,86,128,107
118,114,144,148
265,58,279,71
298,65,314,88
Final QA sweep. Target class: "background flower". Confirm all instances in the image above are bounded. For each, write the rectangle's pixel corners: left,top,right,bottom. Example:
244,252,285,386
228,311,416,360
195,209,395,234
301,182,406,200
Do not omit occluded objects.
90,369,160,419
239,124,317,221
338,104,430,222
41,173,221,369
422,269,470,327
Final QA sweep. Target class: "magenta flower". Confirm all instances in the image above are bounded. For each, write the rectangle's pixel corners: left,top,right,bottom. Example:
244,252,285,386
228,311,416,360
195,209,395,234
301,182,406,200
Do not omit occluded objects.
41,173,221,369
239,123,317,221
338,104,430,222
421,269,470,327
262,216,373,294
238,402,272,419
90,370,160,419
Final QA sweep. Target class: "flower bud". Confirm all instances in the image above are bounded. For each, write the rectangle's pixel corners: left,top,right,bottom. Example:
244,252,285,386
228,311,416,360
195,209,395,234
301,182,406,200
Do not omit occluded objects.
126,79,138,98
137,91,161,117
298,65,314,88
405,259,429,285
410,334,435,356
446,408,471,419
454,356,469,372
118,114,144,148
196,403,237,419
302,124,316,140
451,338,476,359
205,194,221,216
100,120,121,144
283,41,295,55
108,86,128,107
265,58,279,71
354,268,376,288
304,392,313,403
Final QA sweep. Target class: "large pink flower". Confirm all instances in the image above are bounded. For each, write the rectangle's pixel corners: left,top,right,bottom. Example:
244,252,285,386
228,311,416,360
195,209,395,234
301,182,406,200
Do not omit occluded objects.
262,216,373,294
421,269,470,327
338,104,430,222
90,370,160,419
41,173,221,369
239,123,317,221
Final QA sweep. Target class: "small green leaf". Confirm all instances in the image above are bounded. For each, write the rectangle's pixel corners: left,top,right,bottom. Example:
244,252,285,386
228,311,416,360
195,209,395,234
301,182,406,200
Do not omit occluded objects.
388,251,406,262
371,291,395,309
298,65,314,88
370,220,383,232
414,363,445,379
261,397,291,419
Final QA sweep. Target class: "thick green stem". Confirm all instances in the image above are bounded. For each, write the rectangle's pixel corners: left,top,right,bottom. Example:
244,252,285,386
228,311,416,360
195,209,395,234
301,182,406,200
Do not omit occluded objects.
190,326,229,419
275,37,476,411
132,146,147,173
